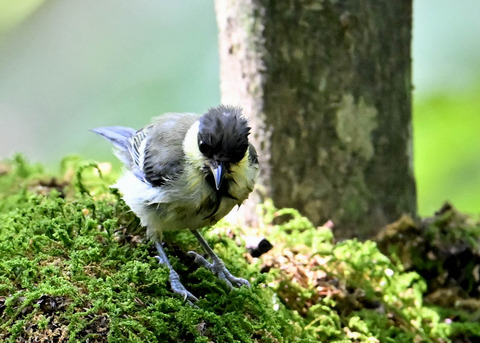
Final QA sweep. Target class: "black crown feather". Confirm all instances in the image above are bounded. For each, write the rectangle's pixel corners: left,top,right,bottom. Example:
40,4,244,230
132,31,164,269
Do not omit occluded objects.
197,105,250,163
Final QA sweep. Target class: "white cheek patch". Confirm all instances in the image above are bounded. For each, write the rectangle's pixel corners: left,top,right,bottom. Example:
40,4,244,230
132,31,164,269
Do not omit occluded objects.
183,121,203,166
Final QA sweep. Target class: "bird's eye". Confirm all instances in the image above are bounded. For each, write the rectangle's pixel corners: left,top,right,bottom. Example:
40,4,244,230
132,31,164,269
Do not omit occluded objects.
198,140,212,155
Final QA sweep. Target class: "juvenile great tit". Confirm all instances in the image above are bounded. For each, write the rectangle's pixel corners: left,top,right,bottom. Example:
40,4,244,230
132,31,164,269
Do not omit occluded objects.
92,105,258,302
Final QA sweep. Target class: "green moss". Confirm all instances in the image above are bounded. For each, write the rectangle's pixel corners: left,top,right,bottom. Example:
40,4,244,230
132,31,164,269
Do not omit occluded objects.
0,157,291,342
1,156,479,342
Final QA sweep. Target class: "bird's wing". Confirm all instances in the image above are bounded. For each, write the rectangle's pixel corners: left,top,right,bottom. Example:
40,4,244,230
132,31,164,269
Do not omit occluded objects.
91,126,140,169
129,112,200,187
91,126,136,151
128,129,149,168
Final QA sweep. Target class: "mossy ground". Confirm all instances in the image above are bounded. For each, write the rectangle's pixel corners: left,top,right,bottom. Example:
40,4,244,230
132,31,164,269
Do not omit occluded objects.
0,155,479,342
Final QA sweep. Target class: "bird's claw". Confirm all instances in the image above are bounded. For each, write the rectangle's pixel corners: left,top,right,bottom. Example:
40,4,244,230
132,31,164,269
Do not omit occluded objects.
155,255,199,303
188,251,250,289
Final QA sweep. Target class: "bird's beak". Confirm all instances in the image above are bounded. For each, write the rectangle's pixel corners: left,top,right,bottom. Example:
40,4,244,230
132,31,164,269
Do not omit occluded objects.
210,161,225,191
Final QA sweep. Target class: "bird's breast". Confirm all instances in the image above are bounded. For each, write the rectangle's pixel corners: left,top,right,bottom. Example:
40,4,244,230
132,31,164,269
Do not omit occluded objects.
157,161,255,229
115,148,257,240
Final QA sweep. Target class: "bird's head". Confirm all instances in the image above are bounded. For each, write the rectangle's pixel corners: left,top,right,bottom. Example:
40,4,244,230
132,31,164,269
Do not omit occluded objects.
197,105,251,191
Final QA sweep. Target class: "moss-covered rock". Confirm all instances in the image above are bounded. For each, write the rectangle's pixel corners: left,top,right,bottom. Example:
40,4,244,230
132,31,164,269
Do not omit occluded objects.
376,206,480,342
0,155,479,342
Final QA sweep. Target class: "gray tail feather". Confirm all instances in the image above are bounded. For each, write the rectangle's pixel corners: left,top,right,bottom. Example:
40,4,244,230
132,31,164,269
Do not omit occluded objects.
91,126,136,152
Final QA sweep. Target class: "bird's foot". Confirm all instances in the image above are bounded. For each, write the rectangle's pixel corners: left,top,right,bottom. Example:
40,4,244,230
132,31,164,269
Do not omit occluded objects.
155,256,198,304
188,251,250,289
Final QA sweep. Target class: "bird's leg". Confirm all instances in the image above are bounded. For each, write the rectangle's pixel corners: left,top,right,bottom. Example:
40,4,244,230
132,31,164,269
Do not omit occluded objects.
155,241,199,303
188,230,250,289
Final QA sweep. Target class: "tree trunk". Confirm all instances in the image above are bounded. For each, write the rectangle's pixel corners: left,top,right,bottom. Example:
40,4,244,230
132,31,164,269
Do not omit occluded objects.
215,0,416,239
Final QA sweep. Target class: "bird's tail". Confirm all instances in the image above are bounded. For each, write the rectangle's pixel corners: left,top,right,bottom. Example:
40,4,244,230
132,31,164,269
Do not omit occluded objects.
91,126,136,151
91,126,137,167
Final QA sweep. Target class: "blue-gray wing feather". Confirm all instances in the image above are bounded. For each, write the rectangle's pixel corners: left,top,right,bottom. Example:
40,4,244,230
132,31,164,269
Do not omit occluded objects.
92,113,200,187
90,126,135,152
91,126,147,182
140,113,199,186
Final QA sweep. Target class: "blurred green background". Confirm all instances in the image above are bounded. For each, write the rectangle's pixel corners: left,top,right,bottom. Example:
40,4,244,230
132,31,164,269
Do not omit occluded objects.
0,1,478,216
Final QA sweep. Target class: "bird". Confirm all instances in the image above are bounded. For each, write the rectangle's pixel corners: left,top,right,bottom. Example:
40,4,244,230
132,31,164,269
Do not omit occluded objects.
92,105,258,302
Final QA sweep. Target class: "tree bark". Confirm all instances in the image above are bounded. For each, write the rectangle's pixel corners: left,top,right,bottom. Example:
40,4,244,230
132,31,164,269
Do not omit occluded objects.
215,0,416,239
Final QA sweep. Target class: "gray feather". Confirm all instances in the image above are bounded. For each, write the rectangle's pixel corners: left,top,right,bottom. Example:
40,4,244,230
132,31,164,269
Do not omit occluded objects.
129,130,148,167
91,126,145,180
92,115,200,188
90,126,136,151
141,113,200,186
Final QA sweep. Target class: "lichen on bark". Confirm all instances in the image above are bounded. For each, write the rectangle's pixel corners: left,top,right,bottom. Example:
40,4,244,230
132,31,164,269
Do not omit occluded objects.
216,0,416,239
